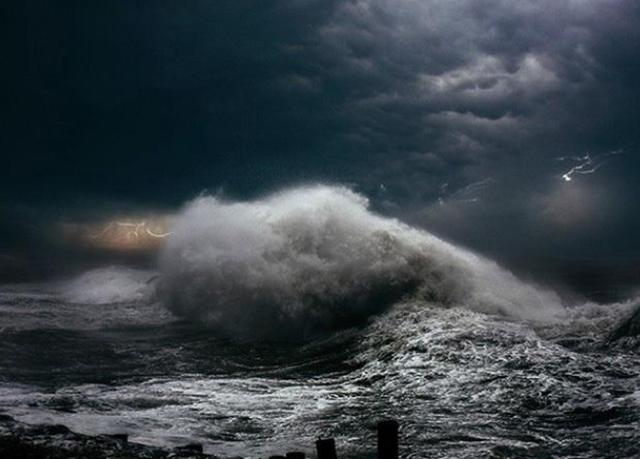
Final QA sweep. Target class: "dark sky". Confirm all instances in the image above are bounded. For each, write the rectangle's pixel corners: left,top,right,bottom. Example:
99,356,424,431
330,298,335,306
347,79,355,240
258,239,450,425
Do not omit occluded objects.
3,0,640,284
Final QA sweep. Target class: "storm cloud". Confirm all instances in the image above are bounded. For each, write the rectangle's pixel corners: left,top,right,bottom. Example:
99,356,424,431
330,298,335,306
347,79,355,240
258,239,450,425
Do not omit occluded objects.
3,0,640,286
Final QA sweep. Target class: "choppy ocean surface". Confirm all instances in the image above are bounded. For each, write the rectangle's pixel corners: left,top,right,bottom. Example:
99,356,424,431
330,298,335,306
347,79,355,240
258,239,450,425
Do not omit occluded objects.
1,186,639,458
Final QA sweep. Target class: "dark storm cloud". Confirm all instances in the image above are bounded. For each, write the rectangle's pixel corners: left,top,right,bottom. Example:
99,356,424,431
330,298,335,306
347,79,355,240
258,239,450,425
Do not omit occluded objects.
311,1,639,180
2,0,640,275
3,0,340,205
301,0,640,262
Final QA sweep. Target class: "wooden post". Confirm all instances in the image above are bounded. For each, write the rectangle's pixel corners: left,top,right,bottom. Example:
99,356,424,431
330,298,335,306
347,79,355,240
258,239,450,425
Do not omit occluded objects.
377,420,398,459
316,438,337,459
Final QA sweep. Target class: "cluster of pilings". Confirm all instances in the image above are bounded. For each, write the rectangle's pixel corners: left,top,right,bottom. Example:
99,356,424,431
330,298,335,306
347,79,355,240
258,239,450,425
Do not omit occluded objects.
268,420,399,459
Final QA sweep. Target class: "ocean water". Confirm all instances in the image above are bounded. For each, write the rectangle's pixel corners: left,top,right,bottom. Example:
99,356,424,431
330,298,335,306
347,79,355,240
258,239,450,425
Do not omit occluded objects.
0,186,639,458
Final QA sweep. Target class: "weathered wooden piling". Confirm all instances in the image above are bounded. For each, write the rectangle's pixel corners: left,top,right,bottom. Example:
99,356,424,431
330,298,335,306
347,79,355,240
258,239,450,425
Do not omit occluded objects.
285,452,305,459
316,438,337,459
377,420,398,459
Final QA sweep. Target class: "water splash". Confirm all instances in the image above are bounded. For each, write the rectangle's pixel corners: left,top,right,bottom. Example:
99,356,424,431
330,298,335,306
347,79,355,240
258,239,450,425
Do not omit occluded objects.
157,185,562,339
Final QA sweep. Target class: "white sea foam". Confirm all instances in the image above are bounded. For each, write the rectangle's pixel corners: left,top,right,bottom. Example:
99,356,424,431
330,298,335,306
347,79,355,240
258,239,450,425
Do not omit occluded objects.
157,185,563,338
61,266,156,305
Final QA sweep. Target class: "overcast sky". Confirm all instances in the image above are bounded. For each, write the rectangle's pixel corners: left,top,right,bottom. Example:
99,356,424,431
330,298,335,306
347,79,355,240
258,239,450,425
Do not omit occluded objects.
3,0,640,278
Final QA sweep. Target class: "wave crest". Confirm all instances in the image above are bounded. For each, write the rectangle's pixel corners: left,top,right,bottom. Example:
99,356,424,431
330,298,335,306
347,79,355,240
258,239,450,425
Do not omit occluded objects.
62,266,155,304
157,186,562,339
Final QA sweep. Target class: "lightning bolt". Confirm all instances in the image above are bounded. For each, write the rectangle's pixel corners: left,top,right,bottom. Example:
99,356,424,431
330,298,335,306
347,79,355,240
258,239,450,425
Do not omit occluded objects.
438,177,494,205
557,149,624,182
146,228,172,238
90,220,172,241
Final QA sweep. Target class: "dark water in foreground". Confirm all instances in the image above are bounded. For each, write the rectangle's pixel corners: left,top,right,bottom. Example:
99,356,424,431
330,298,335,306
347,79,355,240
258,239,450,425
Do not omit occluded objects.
0,277,639,458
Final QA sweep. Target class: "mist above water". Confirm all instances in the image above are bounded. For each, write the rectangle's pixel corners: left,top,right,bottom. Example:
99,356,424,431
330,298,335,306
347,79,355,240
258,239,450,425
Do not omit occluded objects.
155,186,563,340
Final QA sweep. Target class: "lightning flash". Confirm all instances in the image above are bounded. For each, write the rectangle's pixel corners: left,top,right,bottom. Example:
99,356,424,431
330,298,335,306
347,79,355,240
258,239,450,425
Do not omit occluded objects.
60,216,172,252
557,149,624,182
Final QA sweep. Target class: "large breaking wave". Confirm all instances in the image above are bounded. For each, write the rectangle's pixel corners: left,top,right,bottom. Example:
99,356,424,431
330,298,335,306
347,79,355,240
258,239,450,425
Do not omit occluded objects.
3,186,640,458
156,186,563,339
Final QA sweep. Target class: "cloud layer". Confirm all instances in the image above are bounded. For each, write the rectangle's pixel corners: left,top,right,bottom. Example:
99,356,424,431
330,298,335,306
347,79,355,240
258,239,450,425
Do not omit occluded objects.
3,0,640,276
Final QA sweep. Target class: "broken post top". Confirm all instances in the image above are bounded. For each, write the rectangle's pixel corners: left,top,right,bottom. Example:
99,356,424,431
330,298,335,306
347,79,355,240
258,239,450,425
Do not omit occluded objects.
377,420,399,431
377,419,399,459
315,438,337,459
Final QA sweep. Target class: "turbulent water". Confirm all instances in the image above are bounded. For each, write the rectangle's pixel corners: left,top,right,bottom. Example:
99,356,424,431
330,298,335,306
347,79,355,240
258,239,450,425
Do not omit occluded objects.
1,186,639,458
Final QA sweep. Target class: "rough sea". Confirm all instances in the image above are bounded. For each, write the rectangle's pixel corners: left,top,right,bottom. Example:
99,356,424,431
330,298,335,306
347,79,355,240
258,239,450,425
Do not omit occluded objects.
1,186,638,458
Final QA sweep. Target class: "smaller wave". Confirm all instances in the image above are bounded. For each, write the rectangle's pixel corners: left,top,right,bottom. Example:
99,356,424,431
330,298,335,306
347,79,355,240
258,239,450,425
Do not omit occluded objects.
60,266,157,305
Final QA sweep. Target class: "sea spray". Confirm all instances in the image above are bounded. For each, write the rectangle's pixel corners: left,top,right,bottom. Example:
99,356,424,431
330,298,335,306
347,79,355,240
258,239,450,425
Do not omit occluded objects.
156,186,562,339
61,266,156,304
